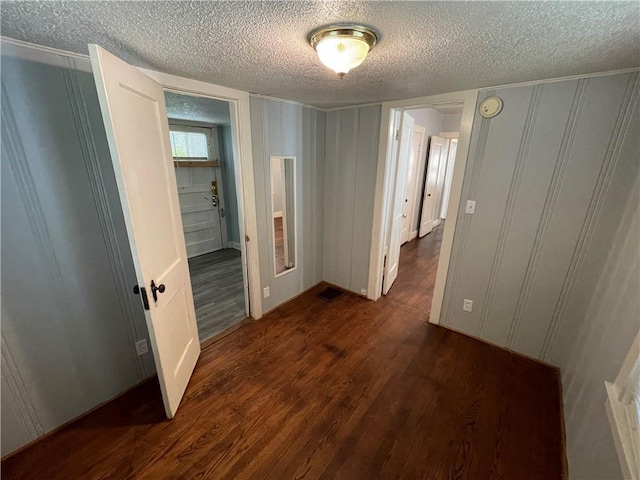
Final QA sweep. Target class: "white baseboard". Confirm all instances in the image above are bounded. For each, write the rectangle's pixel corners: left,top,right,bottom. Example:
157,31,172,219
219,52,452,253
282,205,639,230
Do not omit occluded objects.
409,230,418,241
229,241,242,251
273,211,283,219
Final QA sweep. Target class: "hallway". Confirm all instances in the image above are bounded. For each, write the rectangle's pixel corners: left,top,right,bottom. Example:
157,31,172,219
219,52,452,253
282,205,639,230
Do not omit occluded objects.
2,228,564,479
188,248,246,341
387,224,444,315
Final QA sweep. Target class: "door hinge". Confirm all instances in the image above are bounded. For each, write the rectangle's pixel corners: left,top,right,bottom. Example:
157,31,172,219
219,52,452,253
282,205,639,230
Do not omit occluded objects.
133,285,150,310
395,129,400,141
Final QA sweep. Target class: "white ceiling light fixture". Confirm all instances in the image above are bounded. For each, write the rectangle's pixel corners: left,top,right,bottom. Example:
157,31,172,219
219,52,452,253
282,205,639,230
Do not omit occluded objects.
309,24,378,78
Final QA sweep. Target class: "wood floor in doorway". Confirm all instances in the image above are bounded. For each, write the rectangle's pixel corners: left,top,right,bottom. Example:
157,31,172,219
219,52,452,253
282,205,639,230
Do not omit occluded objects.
188,248,246,341
2,229,564,479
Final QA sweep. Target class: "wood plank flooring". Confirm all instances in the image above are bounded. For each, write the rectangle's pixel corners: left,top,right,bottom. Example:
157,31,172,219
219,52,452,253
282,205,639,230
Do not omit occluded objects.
188,248,246,341
2,229,564,479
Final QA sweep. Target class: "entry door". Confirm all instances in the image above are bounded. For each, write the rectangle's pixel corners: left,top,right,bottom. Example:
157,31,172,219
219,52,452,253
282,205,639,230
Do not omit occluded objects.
89,45,200,418
175,166,226,258
419,136,446,237
383,112,414,294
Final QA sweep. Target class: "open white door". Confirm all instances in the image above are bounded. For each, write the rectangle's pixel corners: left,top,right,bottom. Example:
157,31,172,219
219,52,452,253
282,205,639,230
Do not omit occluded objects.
419,135,446,237
440,139,458,219
400,114,416,245
383,112,414,294
89,45,200,418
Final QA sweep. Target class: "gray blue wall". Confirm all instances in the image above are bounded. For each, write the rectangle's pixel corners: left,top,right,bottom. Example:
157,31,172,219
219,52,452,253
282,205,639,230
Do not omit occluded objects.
439,72,639,478
323,106,381,295
219,125,241,244
550,84,639,479
249,97,325,312
1,55,154,456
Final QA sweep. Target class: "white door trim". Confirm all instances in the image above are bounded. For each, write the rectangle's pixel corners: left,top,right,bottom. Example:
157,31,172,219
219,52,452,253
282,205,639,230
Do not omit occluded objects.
367,90,479,325
132,69,262,319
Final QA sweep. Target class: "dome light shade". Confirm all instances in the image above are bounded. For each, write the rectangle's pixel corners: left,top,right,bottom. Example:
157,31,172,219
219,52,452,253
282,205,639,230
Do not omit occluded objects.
309,25,378,78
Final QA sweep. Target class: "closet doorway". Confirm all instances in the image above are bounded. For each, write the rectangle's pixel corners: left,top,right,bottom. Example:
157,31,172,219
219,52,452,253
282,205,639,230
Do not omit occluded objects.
164,91,247,342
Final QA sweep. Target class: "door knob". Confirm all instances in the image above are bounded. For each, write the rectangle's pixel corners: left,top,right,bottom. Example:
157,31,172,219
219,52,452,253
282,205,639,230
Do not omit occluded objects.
150,280,166,302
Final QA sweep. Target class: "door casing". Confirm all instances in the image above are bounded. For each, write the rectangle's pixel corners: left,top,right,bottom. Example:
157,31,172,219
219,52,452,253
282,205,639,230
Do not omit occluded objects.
367,90,479,325
144,72,262,320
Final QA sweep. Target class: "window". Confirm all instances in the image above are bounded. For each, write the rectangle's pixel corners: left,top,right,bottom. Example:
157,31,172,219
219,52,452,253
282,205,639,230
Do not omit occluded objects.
168,125,214,161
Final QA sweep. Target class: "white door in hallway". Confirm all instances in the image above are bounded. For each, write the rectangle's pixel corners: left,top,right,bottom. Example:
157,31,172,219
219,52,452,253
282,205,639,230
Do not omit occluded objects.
383,112,414,294
402,124,425,244
440,138,458,219
89,44,200,419
419,135,446,237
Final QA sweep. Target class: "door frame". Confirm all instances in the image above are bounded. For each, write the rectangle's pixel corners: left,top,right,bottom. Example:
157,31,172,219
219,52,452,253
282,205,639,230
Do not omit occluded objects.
367,90,478,324
141,69,262,319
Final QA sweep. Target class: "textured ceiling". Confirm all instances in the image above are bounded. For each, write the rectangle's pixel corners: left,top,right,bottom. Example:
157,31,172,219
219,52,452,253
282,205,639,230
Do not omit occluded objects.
2,1,638,108
165,91,231,125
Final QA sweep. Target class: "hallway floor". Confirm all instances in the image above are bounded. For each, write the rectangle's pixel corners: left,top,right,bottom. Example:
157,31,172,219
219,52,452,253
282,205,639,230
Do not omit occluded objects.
2,229,564,479
188,248,246,341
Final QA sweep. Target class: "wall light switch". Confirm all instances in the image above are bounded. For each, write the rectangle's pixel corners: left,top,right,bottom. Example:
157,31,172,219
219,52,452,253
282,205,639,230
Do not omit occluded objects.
465,200,476,214
263,287,270,298
463,299,473,312
135,339,149,356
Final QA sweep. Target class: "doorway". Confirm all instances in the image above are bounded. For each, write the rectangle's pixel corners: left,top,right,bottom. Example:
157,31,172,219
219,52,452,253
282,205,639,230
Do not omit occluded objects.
164,91,247,342
367,90,478,322
384,105,462,311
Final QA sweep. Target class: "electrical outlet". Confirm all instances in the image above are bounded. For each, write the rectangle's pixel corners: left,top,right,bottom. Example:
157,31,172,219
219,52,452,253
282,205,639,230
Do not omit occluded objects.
463,299,473,312
263,286,270,298
135,339,149,356
360,288,367,297
465,200,476,214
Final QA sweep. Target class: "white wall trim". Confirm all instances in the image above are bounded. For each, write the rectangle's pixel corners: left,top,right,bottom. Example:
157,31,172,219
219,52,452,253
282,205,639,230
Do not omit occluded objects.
249,93,322,112
439,131,460,139
606,380,640,480
229,241,242,251
367,90,479,325
1,36,92,72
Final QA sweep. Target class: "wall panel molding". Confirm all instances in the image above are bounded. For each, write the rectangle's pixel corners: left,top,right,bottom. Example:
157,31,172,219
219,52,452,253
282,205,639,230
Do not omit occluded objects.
1,332,43,439
506,79,588,348
61,63,145,378
541,72,640,360
1,83,97,399
441,92,492,325
478,84,543,336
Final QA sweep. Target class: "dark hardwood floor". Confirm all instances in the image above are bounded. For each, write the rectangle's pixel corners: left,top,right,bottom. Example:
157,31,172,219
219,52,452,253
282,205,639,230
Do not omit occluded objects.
2,227,564,479
188,248,246,341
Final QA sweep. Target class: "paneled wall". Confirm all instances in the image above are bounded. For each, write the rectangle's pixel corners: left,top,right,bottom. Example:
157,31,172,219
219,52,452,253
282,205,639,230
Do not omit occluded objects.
323,106,381,295
550,98,639,479
249,97,325,312
440,71,639,477
1,56,154,455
